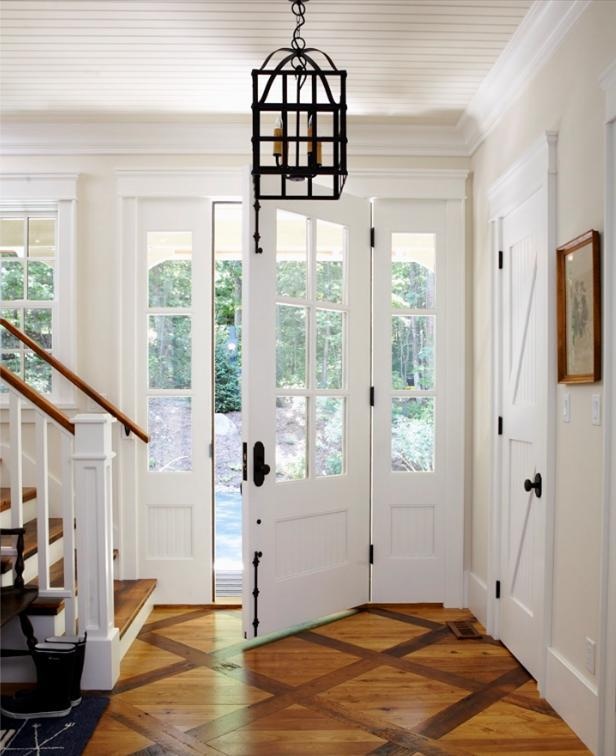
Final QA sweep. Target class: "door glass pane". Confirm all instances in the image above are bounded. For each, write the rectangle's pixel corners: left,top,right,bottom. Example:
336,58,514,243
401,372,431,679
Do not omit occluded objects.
315,396,345,477
276,210,307,299
148,396,192,471
27,262,54,301
276,396,307,481
0,260,24,300
28,218,56,258
392,315,435,390
392,233,436,310
25,351,52,394
392,398,435,472
147,231,192,308
316,220,345,304
24,308,52,348
276,304,306,388
0,219,25,257
148,315,192,389
316,309,344,389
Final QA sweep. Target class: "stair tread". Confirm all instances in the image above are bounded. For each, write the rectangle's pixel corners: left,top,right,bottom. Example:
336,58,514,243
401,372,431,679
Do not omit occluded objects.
114,578,157,639
1,518,63,574
0,487,37,514
27,578,157,634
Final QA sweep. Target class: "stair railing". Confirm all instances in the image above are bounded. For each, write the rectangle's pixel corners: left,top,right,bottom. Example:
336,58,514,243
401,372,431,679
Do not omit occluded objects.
1,366,78,637
0,322,145,688
0,317,148,442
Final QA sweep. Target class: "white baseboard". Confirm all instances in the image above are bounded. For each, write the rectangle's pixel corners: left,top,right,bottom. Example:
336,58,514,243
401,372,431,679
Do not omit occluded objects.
467,571,488,626
545,646,598,753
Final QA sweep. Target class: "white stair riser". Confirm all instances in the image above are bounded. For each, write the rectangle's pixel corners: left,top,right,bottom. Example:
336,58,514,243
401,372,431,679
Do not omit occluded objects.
1,536,65,588
0,498,38,529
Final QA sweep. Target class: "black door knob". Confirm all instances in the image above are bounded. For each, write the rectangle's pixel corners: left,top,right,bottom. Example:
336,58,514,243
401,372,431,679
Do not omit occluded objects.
523,472,542,498
253,441,271,487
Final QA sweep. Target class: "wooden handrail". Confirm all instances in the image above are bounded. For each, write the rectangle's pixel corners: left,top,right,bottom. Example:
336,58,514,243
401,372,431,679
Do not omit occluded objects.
0,366,75,435
0,318,148,443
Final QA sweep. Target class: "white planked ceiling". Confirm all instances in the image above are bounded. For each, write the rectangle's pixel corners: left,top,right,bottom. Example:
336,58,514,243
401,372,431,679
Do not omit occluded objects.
0,0,534,124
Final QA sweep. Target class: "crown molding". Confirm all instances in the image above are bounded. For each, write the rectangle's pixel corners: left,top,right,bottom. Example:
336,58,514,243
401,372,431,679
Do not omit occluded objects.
0,118,468,158
459,0,592,155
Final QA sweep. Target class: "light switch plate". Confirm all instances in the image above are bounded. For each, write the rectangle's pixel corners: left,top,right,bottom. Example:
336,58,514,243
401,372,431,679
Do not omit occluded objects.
563,392,571,423
592,394,601,426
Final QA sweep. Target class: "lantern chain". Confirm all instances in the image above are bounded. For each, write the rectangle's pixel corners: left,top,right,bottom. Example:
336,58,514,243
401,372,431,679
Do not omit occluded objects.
290,0,308,55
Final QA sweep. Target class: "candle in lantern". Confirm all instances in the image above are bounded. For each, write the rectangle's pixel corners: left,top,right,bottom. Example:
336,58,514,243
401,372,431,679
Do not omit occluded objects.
273,115,283,160
307,113,322,166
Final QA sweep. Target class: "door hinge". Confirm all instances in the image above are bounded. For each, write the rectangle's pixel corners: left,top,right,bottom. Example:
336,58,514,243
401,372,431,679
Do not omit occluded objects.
498,250,504,270
369,544,374,564
370,226,375,248
498,416,503,436
242,442,248,481
370,386,375,406
495,580,501,599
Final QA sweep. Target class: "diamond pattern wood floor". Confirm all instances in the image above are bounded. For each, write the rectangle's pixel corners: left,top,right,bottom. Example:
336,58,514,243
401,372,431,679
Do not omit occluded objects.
85,605,591,755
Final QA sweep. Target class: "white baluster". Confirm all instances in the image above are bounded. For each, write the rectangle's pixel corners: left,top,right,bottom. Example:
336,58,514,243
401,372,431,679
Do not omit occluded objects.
73,413,119,690
35,413,50,592
8,392,23,528
61,433,77,634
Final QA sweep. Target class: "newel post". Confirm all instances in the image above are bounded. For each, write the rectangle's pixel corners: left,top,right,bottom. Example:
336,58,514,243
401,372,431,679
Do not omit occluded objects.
73,413,120,690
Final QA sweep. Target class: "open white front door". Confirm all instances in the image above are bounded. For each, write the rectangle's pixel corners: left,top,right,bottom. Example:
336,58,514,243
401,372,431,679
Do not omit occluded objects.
242,187,371,638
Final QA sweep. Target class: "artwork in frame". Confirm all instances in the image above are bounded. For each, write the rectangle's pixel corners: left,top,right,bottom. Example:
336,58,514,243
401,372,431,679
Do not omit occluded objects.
557,229,601,383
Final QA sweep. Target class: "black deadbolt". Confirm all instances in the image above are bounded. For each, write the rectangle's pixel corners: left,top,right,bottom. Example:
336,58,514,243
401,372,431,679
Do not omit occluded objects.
253,441,271,487
523,472,542,498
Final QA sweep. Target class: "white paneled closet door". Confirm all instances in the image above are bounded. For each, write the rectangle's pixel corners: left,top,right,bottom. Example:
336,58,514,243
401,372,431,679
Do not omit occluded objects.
499,190,548,680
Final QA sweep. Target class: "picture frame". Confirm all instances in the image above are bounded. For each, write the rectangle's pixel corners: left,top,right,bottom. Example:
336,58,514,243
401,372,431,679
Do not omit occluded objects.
557,229,601,383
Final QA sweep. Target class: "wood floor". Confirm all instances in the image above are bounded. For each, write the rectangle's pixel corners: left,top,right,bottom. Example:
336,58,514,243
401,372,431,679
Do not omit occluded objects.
85,605,590,755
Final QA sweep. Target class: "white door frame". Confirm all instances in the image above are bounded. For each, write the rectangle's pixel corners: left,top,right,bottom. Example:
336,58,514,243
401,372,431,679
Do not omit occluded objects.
598,59,616,756
117,167,468,607
116,168,241,590
486,133,558,691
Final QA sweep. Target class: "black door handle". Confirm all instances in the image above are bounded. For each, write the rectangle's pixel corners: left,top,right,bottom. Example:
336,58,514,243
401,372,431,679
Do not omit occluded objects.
253,442,271,487
524,473,542,498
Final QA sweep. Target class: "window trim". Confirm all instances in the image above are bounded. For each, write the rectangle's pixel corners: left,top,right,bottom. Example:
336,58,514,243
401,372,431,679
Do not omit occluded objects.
0,173,78,407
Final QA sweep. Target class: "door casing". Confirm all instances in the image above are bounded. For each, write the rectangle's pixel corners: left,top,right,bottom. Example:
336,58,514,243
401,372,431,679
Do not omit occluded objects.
487,133,558,691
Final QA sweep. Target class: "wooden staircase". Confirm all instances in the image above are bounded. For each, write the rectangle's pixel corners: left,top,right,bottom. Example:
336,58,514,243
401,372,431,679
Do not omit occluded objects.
1,486,157,675
1,316,154,689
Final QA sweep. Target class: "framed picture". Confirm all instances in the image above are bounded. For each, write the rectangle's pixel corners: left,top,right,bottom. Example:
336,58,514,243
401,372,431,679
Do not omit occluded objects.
557,229,601,383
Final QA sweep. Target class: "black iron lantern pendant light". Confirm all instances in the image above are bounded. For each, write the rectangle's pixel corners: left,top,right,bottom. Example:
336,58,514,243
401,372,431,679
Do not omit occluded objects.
251,0,348,205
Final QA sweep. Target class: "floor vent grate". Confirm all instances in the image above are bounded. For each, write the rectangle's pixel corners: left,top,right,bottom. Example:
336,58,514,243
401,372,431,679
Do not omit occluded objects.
447,620,482,640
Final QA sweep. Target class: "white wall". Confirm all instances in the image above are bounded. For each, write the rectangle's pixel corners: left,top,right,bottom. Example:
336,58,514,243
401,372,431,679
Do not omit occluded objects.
470,1,616,748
